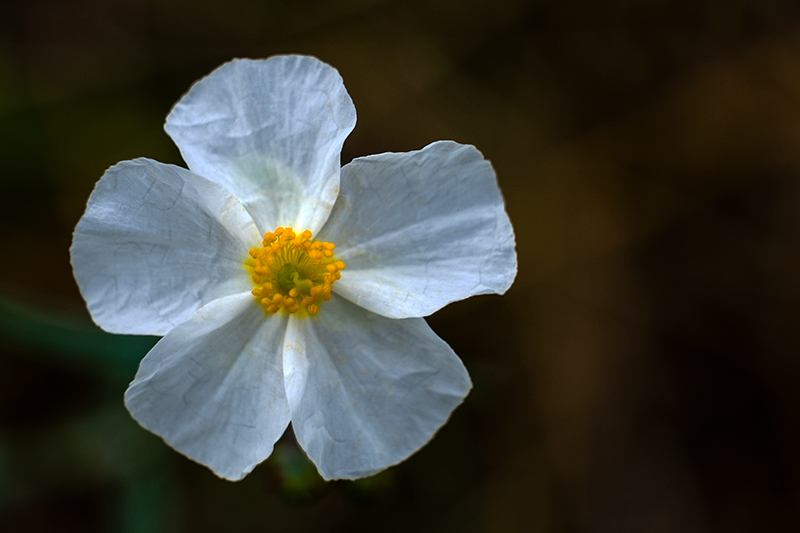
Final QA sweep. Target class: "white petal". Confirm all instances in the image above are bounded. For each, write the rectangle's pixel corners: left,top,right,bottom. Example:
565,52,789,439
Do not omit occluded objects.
283,296,471,480
71,158,261,335
71,159,260,335
125,292,291,481
165,56,357,235
319,141,517,319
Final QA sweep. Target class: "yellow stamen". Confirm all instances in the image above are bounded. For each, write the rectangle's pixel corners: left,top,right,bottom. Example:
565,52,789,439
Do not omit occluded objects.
245,226,345,317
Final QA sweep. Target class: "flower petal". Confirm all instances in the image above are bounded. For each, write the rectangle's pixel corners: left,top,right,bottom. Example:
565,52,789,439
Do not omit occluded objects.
319,141,517,319
283,296,471,480
125,292,291,481
71,158,261,335
165,56,357,235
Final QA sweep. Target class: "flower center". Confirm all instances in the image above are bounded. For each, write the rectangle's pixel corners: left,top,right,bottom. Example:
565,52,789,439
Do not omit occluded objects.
245,227,345,317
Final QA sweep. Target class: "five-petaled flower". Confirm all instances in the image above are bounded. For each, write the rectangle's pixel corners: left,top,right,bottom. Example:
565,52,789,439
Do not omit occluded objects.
70,55,517,481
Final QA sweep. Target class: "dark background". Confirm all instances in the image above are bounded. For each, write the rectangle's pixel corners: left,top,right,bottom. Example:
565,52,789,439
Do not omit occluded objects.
2,0,800,531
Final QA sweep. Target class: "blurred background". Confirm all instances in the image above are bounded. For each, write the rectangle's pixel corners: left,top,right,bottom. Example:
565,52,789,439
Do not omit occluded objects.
2,0,800,531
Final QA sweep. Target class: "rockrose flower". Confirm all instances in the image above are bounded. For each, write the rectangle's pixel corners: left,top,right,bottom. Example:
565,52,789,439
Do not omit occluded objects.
71,55,517,480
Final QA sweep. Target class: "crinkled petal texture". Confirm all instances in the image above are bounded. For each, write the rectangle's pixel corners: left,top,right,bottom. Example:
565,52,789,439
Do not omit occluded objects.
166,56,356,235
283,297,471,480
125,293,292,481
71,158,261,335
319,141,516,319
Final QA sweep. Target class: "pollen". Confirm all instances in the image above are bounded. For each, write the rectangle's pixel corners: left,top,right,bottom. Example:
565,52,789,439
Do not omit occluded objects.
245,227,345,317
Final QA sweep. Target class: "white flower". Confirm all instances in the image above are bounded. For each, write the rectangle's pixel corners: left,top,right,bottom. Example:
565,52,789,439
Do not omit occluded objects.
70,55,517,481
